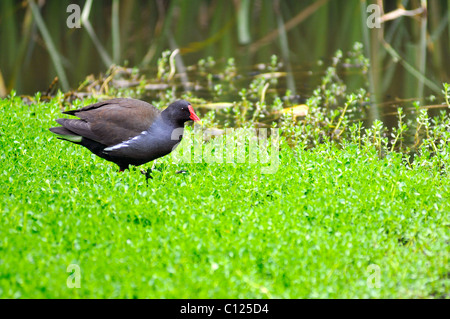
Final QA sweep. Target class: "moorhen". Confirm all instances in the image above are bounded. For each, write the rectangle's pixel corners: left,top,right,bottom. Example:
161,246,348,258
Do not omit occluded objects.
49,98,201,171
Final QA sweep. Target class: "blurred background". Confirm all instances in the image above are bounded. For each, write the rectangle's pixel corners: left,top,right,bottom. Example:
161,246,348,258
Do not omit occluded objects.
0,0,448,106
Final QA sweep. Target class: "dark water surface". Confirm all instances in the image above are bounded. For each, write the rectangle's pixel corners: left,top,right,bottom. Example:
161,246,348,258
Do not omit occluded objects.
1,0,449,125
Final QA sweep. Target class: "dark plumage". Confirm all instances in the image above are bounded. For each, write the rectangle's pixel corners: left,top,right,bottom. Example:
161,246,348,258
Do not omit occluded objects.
49,98,201,171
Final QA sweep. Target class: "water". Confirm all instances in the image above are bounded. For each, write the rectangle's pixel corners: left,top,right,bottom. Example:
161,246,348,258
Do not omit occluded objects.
1,0,449,126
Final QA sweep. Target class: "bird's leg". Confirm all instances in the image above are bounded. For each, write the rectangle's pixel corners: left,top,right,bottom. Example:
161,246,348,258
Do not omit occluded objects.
141,169,153,181
118,164,129,172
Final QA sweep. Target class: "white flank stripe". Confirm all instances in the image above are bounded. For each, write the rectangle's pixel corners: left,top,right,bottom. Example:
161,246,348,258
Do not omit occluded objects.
104,131,148,151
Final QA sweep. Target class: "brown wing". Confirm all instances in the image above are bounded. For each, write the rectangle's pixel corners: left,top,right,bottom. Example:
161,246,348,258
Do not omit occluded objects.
60,98,160,146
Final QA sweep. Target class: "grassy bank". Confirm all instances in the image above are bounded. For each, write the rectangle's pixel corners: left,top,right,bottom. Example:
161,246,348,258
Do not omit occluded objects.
0,95,448,298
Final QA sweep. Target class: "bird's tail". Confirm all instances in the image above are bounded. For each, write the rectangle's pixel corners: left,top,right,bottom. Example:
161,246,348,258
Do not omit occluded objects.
49,126,82,143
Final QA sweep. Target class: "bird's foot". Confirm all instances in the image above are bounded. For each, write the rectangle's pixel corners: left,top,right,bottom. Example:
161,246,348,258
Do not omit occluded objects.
140,168,153,180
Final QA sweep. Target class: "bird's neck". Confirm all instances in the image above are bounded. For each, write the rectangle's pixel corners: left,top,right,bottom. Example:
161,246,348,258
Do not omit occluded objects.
148,116,185,142
160,111,185,129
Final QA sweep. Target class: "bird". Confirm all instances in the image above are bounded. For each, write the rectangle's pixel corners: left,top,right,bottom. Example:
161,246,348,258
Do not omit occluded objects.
49,98,201,172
